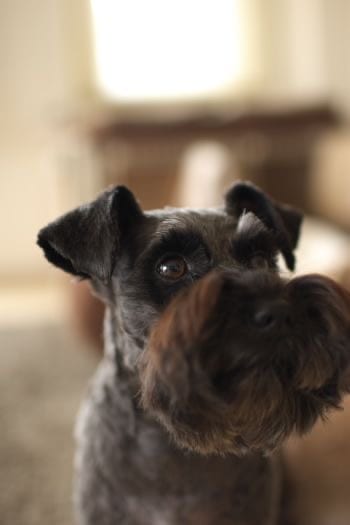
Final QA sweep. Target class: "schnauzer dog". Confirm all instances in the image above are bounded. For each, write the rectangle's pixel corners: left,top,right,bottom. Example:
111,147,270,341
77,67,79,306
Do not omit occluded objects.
38,182,350,525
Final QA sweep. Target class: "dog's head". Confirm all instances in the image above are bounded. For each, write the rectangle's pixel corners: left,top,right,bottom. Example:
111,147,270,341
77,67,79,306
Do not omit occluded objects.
38,182,350,455
37,182,300,362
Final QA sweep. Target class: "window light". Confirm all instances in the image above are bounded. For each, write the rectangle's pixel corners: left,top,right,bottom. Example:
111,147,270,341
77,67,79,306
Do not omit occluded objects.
90,0,247,102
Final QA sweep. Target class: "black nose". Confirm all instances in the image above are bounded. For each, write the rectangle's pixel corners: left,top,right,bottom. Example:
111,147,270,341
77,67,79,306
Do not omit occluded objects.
253,301,289,329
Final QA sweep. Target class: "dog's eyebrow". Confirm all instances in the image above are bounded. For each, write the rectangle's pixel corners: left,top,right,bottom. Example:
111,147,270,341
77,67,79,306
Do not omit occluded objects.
156,228,205,253
232,212,278,261
143,228,208,261
236,211,269,237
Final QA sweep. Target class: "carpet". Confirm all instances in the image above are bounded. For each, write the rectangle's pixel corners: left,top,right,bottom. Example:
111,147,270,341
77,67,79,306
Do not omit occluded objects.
0,324,96,525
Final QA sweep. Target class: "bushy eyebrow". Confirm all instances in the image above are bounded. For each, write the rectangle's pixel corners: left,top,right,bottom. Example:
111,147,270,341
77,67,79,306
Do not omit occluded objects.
139,228,209,263
231,213,278,261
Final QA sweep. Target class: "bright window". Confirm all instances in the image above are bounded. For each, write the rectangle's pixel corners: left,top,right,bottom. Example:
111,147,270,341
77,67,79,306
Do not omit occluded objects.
90,0,249,102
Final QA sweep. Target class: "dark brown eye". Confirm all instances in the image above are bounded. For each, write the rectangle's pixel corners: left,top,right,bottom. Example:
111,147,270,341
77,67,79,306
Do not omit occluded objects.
157,257,188,280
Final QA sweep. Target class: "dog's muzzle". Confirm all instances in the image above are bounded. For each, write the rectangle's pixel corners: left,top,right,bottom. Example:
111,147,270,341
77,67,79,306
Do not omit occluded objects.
140,270,350,455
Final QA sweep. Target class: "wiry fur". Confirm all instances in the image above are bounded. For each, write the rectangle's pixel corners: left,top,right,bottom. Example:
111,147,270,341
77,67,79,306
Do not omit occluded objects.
37,182,350,525
141,271,350,456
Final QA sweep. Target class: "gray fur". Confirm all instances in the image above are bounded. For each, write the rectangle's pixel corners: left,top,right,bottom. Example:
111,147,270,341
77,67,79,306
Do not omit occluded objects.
37,182,304,525
74,339,280,525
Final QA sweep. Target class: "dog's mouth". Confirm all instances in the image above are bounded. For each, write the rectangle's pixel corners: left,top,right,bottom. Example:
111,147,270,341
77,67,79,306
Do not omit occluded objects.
144,269,300,399
210,364,254,402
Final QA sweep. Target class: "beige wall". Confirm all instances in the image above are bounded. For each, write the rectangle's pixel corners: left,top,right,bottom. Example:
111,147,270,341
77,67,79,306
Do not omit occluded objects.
0,0,94,281
1,0,350,282
323,0,350,117
257,0,350,111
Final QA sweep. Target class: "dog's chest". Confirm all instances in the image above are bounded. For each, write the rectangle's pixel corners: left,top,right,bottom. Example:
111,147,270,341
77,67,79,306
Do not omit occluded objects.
75,361,279,525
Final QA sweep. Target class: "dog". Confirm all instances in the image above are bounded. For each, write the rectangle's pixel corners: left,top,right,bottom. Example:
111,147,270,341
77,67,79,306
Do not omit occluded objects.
37,182,350,525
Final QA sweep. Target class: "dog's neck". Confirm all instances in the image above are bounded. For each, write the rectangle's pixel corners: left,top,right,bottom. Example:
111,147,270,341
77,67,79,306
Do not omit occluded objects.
104,304,145,387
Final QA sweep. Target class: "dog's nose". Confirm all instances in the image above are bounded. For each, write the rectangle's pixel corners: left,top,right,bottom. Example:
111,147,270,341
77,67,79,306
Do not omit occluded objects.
253,301,289,330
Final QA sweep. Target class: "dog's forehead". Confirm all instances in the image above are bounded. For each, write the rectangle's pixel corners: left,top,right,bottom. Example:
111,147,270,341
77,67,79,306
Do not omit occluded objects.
145,207,237,246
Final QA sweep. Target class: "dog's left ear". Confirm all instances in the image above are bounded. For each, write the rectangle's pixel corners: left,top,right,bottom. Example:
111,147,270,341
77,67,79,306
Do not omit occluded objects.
225,181,303,271
37,186,143,282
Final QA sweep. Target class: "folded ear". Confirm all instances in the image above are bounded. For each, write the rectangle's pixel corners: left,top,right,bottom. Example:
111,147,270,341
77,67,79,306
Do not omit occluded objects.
37,186,143,282
225,181,303,271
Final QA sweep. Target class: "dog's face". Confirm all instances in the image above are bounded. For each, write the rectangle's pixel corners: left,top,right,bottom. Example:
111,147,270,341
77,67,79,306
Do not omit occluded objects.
38,182,350,455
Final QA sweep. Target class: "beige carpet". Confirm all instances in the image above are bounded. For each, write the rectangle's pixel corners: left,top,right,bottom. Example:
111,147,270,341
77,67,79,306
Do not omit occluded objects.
0,324,96,525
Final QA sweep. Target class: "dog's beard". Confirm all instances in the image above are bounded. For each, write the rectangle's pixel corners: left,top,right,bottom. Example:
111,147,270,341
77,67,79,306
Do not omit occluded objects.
140,271,350,456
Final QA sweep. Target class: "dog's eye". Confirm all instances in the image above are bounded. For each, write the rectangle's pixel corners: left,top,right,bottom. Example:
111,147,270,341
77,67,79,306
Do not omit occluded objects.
157,257,188,280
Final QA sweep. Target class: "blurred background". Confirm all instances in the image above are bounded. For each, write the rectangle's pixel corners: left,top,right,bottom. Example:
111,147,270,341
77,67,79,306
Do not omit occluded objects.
1,1,350,524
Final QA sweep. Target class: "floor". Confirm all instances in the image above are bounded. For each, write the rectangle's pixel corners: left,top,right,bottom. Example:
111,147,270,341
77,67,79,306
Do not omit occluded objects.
0,322,97,525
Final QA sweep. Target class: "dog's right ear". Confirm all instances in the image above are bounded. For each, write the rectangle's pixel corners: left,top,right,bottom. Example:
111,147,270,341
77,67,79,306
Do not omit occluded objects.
37,186,143,283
